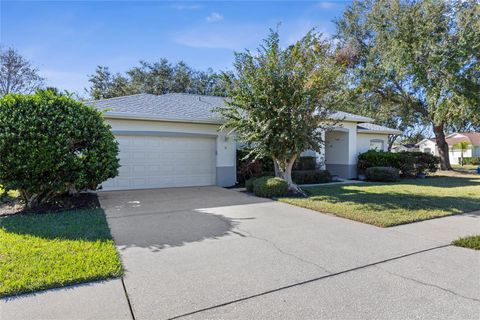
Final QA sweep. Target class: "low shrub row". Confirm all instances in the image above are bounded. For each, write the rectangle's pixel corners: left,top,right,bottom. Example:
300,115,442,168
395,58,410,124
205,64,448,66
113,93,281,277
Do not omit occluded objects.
245,176,288,198
365,167,400,182
358,150,439,176
461,157,480,165
291,170,332,184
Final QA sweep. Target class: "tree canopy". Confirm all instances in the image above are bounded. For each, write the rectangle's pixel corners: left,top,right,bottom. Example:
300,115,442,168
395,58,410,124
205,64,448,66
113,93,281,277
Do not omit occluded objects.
87,59,230,99
335,0,480,169
218,30,345,191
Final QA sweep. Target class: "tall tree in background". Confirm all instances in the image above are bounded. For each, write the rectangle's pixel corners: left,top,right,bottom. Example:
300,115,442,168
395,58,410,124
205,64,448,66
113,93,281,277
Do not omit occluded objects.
87,59,228,99
335,0,480,170
0,48,44,96
218,30,345,192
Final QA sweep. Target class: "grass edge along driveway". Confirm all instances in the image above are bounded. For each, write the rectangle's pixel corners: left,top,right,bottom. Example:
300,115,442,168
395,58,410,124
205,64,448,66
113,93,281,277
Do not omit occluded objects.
280,176,480,227
452,235,480,250
0,208,123,297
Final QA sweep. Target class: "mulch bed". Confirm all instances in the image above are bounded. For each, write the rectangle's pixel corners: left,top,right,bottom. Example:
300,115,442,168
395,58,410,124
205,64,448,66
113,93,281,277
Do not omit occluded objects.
0,193,100,216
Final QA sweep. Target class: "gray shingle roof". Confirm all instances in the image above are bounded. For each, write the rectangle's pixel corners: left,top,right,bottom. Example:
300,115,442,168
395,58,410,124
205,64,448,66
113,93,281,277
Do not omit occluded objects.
86,93,380,125
86,93,226,124
357,123,403,135
329,111,374,123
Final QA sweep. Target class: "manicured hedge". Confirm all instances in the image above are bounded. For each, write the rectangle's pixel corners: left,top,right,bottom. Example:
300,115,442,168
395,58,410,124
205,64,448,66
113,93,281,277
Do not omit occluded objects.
0,90,119,208
358,150,439,176
292,170,332,184
462,157,480,165
252,176,288,198
245,177,256,192
365,167,400,182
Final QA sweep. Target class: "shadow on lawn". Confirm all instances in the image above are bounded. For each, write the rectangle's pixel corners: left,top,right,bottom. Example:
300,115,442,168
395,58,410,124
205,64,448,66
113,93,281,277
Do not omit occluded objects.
305,176,480,214
0,207,113,241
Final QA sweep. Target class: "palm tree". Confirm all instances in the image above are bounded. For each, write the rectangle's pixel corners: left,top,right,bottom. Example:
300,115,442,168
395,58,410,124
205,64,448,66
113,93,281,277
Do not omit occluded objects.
454,141,470,166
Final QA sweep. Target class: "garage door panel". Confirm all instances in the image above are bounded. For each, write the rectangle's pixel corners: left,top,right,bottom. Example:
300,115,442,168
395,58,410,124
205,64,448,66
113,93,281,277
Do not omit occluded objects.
101,135,216,191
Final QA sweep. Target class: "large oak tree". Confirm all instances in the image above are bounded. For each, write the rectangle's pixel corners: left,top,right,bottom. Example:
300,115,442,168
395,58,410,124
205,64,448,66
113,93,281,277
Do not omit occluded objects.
335,0,480,169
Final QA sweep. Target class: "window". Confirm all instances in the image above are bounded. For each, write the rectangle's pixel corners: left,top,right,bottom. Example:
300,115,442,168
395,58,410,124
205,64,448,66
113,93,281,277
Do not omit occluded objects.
369,139,384,151
424,147,432,154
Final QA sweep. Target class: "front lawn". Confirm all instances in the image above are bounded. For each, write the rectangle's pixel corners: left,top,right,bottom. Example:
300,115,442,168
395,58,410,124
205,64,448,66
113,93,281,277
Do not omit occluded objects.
280,176,480,227
452,236,480,250
0,208,122,297
452,164,478,174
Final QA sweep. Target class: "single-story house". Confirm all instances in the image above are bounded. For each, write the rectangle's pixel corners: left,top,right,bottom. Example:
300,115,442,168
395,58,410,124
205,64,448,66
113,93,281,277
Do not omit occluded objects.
417,132,480,165
391,143,419,153
87,93,401,191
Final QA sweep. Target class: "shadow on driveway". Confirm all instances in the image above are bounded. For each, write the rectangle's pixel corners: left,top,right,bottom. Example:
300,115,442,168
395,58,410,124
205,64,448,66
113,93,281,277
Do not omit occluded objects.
98,186,269,251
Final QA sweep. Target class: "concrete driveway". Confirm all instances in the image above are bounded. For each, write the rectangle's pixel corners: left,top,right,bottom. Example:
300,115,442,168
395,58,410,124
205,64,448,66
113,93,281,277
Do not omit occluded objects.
2,186,479,319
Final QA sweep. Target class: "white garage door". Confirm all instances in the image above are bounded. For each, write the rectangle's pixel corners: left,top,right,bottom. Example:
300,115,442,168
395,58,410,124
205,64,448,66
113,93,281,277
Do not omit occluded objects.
101,134,216,191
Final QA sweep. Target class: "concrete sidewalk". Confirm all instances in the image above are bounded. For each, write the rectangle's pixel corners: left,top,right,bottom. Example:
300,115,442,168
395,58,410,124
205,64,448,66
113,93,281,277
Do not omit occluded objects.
1,187,479,320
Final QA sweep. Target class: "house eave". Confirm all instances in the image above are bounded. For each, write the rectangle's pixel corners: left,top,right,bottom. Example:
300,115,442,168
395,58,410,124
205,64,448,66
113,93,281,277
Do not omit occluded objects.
357,129,403,135
102,112,225,125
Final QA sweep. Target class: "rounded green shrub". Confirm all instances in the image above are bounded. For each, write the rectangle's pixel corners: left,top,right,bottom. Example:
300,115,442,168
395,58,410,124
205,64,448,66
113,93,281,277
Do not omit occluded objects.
245,177,257,193
365,167,400,182
0,90,120,208
252,176,288,198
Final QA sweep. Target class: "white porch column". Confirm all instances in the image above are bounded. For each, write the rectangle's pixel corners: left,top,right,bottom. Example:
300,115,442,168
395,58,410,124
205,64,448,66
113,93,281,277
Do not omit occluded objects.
316,130,326,170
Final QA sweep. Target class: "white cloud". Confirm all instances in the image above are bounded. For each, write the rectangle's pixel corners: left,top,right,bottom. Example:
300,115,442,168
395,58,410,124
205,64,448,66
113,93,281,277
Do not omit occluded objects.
316,2,335,10
206,12,224,23
170,3,202,11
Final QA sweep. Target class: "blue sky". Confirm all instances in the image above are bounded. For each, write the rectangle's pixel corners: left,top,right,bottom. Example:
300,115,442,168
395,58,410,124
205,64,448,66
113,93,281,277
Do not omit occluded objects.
1,1,350,96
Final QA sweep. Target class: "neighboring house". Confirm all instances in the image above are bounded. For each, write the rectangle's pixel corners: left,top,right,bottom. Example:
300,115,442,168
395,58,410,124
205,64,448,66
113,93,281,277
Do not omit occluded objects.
391,143,419,153
87,93,401,190
417,132,480,165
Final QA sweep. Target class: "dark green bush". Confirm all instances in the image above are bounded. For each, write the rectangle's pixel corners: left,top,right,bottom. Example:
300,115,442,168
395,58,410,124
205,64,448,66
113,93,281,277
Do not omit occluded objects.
245,177,257,192
292,170,332,184
365,167,400,182
236,149,274,182
252,176,288,198
0,90,120,208
462,157,480,165
293,156,317,170
358,150,439,176
412,152,440,174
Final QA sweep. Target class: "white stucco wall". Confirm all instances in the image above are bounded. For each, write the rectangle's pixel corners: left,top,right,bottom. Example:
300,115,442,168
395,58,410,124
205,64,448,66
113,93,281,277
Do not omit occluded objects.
449,147,473,165
104,118,236,168
356,133,389,154
418,140,437,155
418,139,479,165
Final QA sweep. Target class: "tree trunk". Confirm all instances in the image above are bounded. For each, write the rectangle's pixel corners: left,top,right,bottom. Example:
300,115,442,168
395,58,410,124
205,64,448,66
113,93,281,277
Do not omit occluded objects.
433,123,452,170
273,155,305,195
388,135,398,152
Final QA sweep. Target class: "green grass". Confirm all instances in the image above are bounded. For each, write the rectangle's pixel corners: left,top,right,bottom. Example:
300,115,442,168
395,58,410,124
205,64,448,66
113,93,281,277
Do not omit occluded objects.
452,164,478,172
280,176,480,227
452,235,480,250
0,208,123,297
